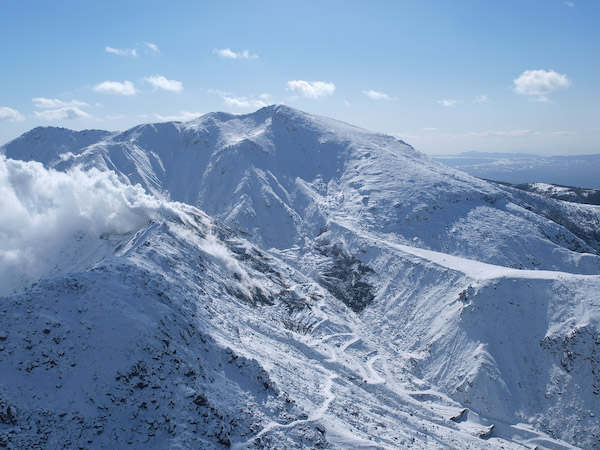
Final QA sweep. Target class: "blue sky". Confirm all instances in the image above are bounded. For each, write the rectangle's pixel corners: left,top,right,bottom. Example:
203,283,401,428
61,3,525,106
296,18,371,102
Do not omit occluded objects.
1,0,598,155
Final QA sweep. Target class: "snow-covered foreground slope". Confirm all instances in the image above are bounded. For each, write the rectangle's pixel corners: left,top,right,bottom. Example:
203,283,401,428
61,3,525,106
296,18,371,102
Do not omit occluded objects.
1,105,599,448
2,205,590,449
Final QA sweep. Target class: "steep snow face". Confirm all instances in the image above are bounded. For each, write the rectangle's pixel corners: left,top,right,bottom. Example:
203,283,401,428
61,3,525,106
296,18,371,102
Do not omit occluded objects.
3,105,599,273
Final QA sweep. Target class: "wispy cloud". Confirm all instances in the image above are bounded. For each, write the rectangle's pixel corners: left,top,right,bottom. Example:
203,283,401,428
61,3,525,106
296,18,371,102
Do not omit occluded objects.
93,80,136,95
143,75,183,93
565,1,574,6
513,69,570,102
363,90,392,100
213,48,258,60
142,42,160,54
466,129,536,137
472,94,488,103
209,90,269,109
223,96,267,109
105,114,127,120
105,46,137,57
32,98,89,109
34,107,91,121
106,42,160,57
154,111,203,122
31,97,93,121
550,130,576,136
438,99,458,107
390,131,420,141
0,107,24,122
287,80,336,99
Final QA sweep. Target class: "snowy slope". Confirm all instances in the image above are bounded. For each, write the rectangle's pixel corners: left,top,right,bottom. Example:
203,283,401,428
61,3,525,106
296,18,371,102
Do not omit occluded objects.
1,205,583,449
1,105,599,449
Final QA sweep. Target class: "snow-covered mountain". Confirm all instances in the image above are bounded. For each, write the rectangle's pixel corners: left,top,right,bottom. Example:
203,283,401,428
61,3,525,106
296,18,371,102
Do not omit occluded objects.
1,105,599,449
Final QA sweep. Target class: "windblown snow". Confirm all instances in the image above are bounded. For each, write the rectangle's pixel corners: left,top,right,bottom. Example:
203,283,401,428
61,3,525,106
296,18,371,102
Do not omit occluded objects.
0,105,599,449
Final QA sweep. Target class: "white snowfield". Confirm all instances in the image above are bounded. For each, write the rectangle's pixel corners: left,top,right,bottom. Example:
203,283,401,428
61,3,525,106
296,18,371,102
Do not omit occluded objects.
0,105,599,449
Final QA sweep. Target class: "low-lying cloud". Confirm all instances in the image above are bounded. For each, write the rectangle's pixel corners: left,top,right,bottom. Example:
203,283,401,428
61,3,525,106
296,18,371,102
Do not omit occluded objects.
0,156,169,295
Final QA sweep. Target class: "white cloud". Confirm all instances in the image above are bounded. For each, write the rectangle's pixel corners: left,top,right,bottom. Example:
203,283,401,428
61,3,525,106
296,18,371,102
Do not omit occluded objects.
34,107,91,121
0,156,174,295
143,75,183,93
32,98,89,109
154,111,203,122
287,80,336,99
565,1,574,6
513,69,570,101
213,48,258,60
550,130,576,136
143,42,160,53
472,94,488,103
223,96,267,109
93,80,136,95
438,99,458,107
0,107,24,122
363,90,391,100
106,42,159,56
105,46,137,57
209,90,268,109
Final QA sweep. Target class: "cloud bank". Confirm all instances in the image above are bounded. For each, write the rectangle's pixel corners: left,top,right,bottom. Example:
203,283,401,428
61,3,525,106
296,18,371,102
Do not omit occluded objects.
0,156,172,295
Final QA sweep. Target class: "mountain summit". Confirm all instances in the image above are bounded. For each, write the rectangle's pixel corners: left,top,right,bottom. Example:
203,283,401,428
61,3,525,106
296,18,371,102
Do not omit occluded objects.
1,106,599,448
